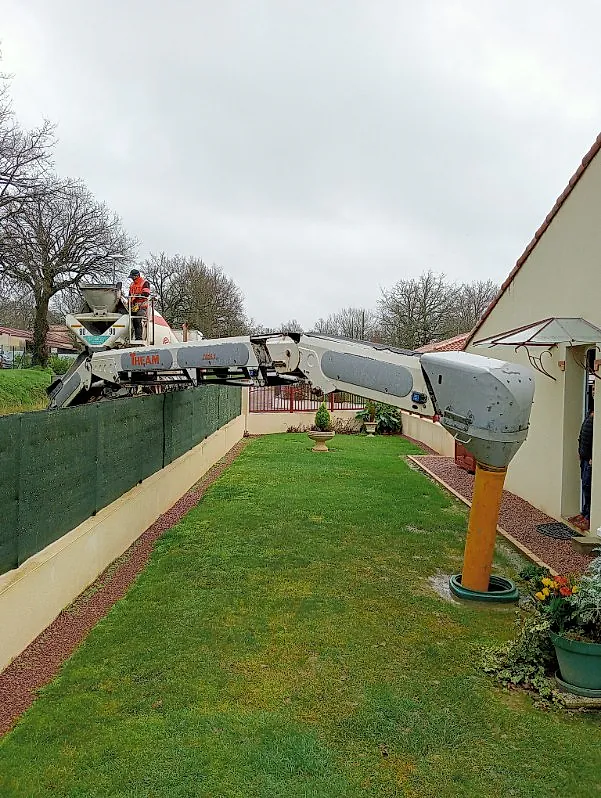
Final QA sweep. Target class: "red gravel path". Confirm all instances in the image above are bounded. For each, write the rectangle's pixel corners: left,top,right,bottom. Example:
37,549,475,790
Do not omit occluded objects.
0,439,250,738
412,455,595,575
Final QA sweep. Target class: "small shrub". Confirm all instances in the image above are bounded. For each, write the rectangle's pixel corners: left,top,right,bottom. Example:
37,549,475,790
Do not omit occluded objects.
287,423,310,433
481,553,601,703
355,400,376,424
518,563,551,584
331,417,361,434
481,613,558,703
375,403,402,434
356,401,402,434
48,355,74,375
314,402,332,432
568,553,601,642
13,353,34,369
288,418,360,435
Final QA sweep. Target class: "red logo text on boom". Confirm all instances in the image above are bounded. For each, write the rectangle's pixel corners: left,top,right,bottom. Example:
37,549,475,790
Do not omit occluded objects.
129,353,161,367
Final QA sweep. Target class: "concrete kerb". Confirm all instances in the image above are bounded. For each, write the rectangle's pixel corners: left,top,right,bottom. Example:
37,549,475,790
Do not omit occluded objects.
0,414,245,673
406,455,558,576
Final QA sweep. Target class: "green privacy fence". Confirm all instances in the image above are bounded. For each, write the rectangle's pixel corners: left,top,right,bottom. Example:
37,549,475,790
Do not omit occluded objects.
0,386,241,575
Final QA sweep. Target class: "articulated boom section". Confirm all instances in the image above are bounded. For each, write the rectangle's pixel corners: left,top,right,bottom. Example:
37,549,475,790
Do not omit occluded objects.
48,332,534,470
296,336,534,468
297,335,434,413
90,335,300,385
47,335,303,410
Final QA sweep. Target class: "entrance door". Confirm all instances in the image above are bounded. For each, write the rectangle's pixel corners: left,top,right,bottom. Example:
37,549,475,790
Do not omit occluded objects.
580,349,596,521
585,349,596,416
561,346,589,520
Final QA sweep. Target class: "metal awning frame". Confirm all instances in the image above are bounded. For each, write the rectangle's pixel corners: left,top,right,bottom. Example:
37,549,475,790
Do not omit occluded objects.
473,317,601,381
569,344,600,381
515,344,556,380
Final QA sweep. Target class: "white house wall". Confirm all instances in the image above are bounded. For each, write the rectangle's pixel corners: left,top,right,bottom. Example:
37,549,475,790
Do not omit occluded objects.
466,148,601,534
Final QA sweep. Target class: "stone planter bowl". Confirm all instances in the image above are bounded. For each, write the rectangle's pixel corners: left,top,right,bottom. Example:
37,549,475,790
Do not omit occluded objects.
307,430,335,452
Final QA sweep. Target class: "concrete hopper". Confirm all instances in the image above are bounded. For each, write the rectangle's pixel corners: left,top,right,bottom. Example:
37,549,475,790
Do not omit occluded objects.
80,284,123,314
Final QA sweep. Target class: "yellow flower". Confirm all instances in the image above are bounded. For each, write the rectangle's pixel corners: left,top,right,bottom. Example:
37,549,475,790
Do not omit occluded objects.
542,578,553,587
549,581,558,590
572,586,579,594
542,587,550,596
535,591,545,600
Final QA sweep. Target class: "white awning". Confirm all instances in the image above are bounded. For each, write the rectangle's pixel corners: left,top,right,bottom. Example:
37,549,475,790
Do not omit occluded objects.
473,318,601,348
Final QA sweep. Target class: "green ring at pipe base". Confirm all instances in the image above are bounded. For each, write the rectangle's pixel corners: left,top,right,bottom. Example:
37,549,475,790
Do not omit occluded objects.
449,574,519,603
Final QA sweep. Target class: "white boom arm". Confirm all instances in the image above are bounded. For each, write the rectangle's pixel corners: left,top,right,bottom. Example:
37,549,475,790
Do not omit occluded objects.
48,333,535,469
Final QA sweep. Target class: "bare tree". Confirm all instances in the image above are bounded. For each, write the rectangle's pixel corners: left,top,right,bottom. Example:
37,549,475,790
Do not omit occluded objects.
142,253,249,337
143,252,189,324
188,260,248,337
312,315,339,336
0,178,136,365
49,284,88,319
312,307,378,340
378,270,459,350
0,67,55,223
246,320,273,335
452,279,498,332
276,319,304,333
0,280,35,329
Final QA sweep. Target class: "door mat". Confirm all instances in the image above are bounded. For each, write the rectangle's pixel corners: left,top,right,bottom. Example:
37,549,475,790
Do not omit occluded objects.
536,522,580,540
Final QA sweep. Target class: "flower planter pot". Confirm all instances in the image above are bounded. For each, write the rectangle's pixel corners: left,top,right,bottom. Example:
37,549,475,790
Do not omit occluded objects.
364,421,377,436
550,632,601,691
307,430,335,452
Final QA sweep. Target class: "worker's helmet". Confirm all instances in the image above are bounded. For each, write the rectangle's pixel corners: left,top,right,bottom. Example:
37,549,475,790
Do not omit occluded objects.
128,268,140,278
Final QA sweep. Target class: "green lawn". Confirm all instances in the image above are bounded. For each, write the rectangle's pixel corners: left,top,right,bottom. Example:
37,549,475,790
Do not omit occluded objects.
1,434,600,797
0,369,51,414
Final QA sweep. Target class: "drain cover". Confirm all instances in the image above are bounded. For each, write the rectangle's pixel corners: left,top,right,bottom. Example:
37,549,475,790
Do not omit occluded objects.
536,522,579,540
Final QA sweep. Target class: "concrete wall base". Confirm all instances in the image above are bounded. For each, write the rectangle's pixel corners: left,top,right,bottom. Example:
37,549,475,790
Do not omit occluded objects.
401,412,455,456
0,414,244,674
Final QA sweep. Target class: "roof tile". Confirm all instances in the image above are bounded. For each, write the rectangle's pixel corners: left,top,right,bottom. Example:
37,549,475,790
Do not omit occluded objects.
415,333,469,353
0,325,76,350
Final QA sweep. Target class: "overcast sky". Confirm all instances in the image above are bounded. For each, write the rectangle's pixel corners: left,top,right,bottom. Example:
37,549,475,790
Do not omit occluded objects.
2,1,600,327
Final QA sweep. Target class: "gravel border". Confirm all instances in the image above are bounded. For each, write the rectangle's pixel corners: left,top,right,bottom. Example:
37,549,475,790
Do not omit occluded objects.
410,455,595,576
0,438,250,737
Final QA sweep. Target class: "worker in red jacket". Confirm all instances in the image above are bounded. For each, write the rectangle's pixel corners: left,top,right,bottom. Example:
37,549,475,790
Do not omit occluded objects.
128,268,151,341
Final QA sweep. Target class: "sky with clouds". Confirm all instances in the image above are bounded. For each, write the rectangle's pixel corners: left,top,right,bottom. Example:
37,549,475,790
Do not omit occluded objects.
2,1,600,327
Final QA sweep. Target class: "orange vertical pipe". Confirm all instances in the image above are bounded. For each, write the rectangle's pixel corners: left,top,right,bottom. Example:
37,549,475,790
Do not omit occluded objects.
461,464,507,592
